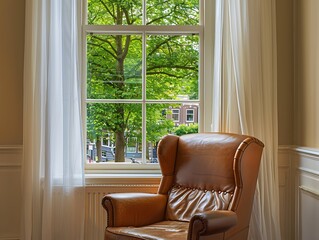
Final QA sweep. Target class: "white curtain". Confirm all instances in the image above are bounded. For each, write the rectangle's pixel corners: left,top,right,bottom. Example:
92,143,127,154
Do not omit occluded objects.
22,0,84,239
212,0,281,239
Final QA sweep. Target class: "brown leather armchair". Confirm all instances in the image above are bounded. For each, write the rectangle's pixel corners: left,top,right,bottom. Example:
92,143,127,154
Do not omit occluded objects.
102,133,264,240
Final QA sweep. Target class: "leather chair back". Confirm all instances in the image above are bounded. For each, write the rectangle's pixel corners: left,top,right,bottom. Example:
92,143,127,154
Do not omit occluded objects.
157,133,264,238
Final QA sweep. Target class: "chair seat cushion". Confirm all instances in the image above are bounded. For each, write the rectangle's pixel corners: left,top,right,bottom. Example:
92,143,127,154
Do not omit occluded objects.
106,221,188,240
166,185,234,221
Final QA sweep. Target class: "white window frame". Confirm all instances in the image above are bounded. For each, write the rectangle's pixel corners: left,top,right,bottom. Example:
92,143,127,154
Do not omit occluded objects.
186,109,195,123
172,109,180,122
82,0,214,174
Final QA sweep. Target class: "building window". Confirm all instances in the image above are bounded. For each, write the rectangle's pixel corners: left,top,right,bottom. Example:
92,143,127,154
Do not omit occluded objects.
186,109,194,122
84,0,203,168
172,109,180,122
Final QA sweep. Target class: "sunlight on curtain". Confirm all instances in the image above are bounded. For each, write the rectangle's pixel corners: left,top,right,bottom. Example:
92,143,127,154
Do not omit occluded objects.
22,0,84,239
212,0,281,239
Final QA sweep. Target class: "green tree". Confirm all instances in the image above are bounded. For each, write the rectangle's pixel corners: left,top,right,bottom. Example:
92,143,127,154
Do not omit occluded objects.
87,0,199,162
174,123,198,136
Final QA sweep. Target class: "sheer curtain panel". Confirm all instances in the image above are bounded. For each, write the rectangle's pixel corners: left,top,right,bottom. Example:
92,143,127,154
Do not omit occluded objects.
22,0,85,239
212,0,281,239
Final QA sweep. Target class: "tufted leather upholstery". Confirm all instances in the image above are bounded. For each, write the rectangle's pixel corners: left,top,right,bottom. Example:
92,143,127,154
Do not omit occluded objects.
102,133,264,240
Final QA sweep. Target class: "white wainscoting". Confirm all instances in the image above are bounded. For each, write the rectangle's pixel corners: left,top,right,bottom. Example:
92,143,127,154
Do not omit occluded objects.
292,147,319,240
278,146,294,240
278,146,319,240
2,145,318,240
84,181,160,240
0,146,22,240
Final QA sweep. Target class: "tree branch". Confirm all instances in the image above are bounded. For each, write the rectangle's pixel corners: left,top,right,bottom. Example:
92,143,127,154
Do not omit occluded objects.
147,71,184,78
146,4,177,25
147,36,178,56
91,35,117,57
120,35,131,60
147,65,197,71
98,0,116,22
123,6,131,25
88,43,118,61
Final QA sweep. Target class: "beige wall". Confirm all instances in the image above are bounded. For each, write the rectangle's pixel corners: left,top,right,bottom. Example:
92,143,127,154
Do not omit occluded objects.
294,0,319,148
0,0,25,145
277,0,294,145
0,1,25,239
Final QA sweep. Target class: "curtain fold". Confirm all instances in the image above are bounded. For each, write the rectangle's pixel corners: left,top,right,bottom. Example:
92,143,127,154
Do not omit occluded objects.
212,0,281,239
22,0,85,239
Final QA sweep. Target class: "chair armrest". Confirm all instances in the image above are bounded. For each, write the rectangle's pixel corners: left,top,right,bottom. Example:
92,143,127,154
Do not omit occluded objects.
188,210,237,239
102,193,167,227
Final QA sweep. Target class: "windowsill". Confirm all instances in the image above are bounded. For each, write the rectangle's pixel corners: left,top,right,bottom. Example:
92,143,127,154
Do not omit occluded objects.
85,172,162,186
85,162,160,170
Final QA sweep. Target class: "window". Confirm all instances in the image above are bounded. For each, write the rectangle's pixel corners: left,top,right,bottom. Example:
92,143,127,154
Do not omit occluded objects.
83,0,208,171
172,109,180,122
186,109,194,122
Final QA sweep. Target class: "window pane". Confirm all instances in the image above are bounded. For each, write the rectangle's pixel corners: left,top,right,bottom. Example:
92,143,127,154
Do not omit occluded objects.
146,103,178,138
146,103,199,162
88,0,142,25
127,137,137,153
146,0,199,25
146,35,199,100
146,104,179,163
87,34,142,99
87,103,142,163
186,109,194,122
172,109,180,122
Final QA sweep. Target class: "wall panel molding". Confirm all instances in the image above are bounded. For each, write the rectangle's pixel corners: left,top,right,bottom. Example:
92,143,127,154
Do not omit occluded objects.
291,146,319,240
0,145,23,168
299,186,319,199
0,237,20,240
278,146,293,240
0,145,22,240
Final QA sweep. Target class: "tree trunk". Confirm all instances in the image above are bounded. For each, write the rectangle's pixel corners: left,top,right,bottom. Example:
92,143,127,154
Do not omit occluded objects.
96,138,102,162
115,131,125,162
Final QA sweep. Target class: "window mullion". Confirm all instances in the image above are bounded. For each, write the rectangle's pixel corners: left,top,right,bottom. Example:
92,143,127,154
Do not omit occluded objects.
83,25,202,34
143,0,146,25
142,0,147,164
142,31,147,164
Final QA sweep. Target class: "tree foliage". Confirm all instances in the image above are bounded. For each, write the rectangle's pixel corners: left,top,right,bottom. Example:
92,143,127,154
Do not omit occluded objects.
87,0,199,162
174,123,198,136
